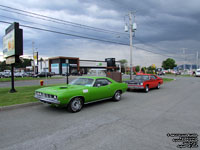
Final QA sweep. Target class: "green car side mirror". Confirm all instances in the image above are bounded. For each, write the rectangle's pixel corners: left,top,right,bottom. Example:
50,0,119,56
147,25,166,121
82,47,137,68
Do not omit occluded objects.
97,84,101,87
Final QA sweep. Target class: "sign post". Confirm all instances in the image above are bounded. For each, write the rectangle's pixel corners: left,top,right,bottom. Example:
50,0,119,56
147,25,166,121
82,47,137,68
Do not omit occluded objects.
3,22,23,93
66,59,69,84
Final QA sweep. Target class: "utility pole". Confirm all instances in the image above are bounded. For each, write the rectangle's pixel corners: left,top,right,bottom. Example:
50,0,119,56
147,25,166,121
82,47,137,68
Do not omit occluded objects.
129,12,133,80
32,41,35,75
183,48,186,73
197,51,199,69
125,12,137,80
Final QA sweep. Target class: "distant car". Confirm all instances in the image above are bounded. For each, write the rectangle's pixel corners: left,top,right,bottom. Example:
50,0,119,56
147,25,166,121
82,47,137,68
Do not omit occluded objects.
125,74,163,92
0,72,3,78
195,69,200,77
175,71,181,75
35,76,128,112
157,71,165,76
14,72,28,78
33,72,52,78
87,69,106,76
3,72,11,78
62,72,70,76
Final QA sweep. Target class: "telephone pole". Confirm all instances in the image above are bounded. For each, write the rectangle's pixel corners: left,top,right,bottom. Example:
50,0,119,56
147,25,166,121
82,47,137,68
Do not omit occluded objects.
183,48,186,73
125,12,137,80
32,41,35,75
129,12,133,80
197,51,199,69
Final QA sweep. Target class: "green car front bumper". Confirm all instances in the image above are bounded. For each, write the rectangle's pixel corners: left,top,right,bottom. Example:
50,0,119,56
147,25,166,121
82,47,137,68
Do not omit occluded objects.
35,92,60,104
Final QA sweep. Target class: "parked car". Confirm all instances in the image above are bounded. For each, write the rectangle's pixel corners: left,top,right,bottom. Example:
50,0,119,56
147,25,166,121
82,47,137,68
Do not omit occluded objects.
195,69,200,77
0,72,4,78
175,71,181,75
125,74,163,92
33,72,52,78
35,76,128,112
3,72,11,78
14,72,28,78
157,71,165,76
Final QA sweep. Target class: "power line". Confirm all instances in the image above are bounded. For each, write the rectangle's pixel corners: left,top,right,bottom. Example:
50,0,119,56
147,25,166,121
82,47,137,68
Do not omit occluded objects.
0,20,129,46
134,46,184,60
0,5,128,36
0,14,123,41
0,20,183,60
135,38,179,55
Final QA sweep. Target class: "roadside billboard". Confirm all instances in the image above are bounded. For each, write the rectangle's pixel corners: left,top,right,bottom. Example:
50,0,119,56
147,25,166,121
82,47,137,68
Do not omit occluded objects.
3,30,15,58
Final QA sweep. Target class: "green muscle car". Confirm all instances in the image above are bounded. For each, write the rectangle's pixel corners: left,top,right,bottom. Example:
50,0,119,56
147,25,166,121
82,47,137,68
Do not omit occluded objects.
35,76,127,112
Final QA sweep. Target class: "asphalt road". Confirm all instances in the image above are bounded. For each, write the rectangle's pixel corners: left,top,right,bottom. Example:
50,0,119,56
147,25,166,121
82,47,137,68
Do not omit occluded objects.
0,75,174,88
0,76,77,88
0,77,200,150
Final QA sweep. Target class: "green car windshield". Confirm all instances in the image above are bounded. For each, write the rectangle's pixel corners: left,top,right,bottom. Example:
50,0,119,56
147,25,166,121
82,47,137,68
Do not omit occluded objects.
70,78,94,86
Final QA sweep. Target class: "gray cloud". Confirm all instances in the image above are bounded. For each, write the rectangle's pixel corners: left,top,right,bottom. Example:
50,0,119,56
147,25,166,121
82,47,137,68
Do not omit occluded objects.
0,0,200,66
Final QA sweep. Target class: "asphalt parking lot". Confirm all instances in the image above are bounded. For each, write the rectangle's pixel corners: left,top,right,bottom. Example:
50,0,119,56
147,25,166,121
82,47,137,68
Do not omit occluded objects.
0,77,200,150
0,76,77,88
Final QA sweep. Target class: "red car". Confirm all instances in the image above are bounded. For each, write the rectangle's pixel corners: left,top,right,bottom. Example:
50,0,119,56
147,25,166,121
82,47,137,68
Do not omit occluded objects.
126,74,163,92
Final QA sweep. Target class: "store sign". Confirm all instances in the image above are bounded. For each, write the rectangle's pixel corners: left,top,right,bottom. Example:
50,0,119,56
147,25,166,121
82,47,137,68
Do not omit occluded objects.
33,52,38,66
80,61,106,67
3,22,23,65
3,30,15,58
6,56,16,64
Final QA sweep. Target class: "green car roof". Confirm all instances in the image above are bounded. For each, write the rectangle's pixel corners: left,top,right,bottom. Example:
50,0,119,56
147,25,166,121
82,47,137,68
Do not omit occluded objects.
78,76,113,80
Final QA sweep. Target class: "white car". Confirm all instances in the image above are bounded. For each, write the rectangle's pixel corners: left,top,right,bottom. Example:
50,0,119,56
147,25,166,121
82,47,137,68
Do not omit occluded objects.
195,69,200,77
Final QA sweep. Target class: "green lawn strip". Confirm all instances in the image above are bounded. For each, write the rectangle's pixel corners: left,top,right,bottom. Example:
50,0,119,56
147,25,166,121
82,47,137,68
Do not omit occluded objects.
0,84,65,107
0,76,64,82
165,74,193,77
122,78,174,82
162,78,174,82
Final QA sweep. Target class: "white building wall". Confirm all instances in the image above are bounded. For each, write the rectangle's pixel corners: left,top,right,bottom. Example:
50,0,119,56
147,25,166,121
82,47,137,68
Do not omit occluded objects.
38,60,49,73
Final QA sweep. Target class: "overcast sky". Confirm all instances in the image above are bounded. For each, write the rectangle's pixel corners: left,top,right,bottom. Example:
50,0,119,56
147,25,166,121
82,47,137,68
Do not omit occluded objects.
0,0,200,67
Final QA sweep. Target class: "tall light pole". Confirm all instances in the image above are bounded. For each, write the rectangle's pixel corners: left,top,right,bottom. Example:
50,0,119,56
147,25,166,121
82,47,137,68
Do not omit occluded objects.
197,51,199,69
129,13,133,80
183,48,186,73
32,41,35,75
125,12,137,80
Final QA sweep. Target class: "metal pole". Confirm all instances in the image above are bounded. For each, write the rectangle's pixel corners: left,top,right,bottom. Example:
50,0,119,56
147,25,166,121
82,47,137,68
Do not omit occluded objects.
66,63,69,84
32,41,35,75
10,64,16,93
183,48,185,74
129,12,133,80
197,51,199,69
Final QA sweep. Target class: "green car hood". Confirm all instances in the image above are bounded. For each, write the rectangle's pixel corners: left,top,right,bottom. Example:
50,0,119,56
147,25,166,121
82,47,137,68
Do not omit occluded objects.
36,84,85,95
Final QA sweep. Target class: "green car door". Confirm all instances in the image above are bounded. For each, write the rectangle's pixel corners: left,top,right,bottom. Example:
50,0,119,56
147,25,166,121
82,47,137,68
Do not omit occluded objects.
86,78,112,102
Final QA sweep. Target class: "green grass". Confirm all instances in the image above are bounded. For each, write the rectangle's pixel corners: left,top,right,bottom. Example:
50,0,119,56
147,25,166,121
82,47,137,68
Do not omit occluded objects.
162,78,174,82
0,77,174,107
0,84,65,107
123,77,174,82
0,76,64,82
165,74,193,77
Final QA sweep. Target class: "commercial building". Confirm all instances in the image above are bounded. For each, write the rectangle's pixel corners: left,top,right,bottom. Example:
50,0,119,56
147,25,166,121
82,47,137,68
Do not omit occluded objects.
37,56,121,75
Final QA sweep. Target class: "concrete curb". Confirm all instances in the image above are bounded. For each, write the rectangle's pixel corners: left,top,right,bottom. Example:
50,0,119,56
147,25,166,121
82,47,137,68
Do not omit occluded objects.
0,102,42,111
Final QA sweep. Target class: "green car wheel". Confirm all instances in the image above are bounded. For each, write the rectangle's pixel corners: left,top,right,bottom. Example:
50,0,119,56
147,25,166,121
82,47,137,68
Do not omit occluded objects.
113,91,121,101
68,97,83,113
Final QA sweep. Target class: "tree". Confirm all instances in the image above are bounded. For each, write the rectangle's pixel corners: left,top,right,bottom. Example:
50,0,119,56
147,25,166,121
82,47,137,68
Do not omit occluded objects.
135,65,140,72
15,58,32,68
162,58,177,70
141,67,146,73
119,59,128,73
0,61,10,71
